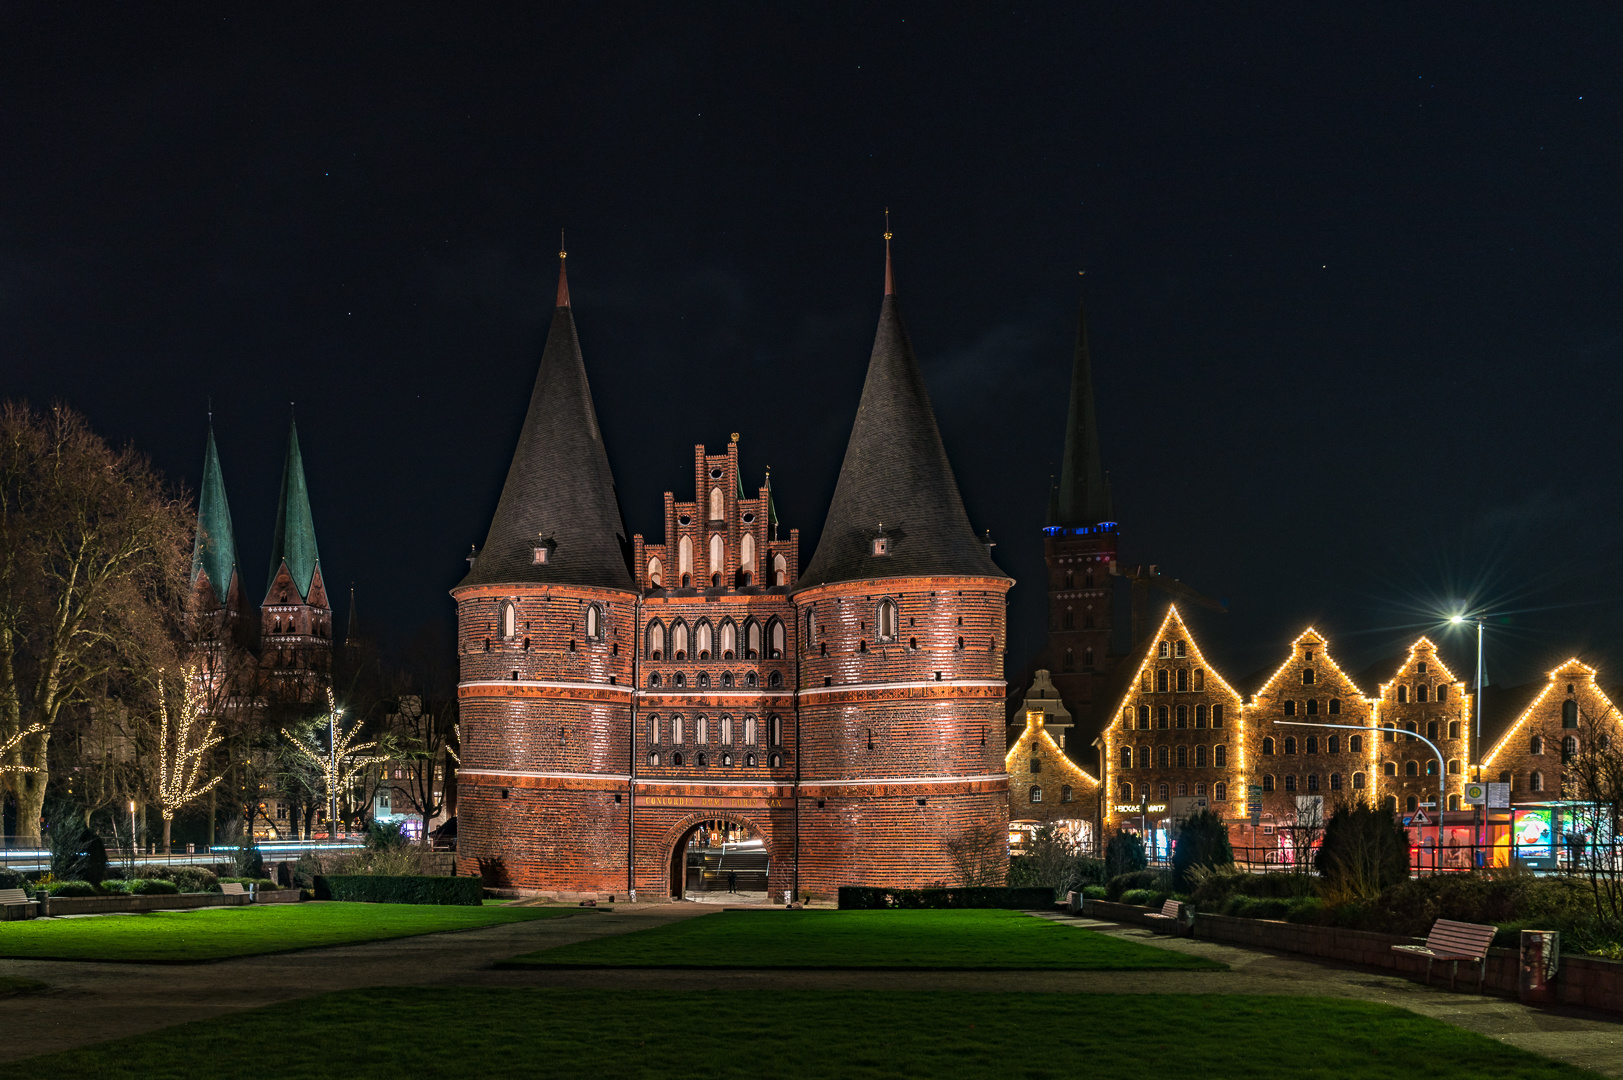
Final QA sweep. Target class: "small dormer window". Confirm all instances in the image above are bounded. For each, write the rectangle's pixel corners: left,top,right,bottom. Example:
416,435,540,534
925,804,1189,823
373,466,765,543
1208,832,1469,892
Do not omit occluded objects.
533,547,548,564
872,537,888,556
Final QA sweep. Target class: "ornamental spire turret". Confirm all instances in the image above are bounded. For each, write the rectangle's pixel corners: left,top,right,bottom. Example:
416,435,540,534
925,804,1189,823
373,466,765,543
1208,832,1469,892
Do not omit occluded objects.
459,247,633,591
797,222,1005,589
1050,279,1112,529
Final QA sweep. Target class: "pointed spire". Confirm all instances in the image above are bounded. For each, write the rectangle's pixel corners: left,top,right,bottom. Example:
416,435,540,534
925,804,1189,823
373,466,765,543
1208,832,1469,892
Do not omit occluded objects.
556,232,571,308
765,467,779,541
797,232,1006,589
460,258,633,592
344,584,360,649
883,209,895,296
190,418,240,609
266,417,322,599
1052,275,1112,528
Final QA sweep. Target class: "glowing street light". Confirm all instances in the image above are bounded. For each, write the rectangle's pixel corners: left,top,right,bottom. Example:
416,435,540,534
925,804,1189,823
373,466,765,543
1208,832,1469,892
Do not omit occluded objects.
1447,613,1487,753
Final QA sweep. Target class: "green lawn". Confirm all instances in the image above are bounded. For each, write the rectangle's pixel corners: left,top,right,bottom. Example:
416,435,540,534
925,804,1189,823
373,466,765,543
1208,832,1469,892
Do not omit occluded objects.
9,988,1600,1079
0,902,579,962
504,909,1223,970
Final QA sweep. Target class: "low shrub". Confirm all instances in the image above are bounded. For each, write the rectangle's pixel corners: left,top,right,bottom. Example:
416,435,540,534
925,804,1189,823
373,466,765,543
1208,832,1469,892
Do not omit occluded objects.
1082,885,1107,900
99,879,130,894
47,880,97,897
0,867,25,891
130,879,180,895
218,877,278,891
1104,869,1166,901
314,874,482,905
836,886,1057,910
147,865,219,893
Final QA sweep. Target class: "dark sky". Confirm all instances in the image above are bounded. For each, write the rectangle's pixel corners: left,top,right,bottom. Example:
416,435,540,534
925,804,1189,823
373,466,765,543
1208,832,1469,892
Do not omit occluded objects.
4,5,1620,692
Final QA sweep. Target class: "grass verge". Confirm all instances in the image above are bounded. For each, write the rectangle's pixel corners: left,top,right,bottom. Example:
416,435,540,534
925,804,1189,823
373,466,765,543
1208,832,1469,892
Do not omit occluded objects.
503,909,1223,970
0,902,579,963
9,988,1601,1079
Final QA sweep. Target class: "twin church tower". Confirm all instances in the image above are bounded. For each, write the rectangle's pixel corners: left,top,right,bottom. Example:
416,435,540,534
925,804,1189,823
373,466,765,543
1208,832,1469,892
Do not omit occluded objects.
185,418,335,704
454,240,1025,898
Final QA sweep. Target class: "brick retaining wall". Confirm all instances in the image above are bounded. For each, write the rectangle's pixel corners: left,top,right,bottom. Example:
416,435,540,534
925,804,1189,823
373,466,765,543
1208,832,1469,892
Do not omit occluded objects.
1081,898,1623,1016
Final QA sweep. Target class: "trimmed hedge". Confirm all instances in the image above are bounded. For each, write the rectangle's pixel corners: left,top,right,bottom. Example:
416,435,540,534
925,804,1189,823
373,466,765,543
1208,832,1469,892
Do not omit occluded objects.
837,886,1056,910
314,874,482,905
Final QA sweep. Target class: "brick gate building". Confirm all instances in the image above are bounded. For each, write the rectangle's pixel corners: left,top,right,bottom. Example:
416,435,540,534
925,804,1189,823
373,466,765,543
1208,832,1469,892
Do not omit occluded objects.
453,241,1011,898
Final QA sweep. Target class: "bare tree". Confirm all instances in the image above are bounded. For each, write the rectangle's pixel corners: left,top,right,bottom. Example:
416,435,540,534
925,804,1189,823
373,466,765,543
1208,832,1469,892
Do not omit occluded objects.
152,666,226,853
0,403,191,842
1566,704,1623,923
381,625,459,848
944,823,1007,887
281,689,383,836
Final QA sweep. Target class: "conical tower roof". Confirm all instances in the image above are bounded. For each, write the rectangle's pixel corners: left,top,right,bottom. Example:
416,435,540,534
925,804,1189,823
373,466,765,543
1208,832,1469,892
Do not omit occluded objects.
458,254,633,592
190,421,240,607
1050,290,1112,528
266,418,322,599
797,237,1005,589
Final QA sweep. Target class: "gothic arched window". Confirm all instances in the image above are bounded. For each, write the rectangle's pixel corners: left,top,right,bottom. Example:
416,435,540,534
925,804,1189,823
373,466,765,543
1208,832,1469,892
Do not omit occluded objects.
647,621,665,660
501,602,517,639
709,486,724,520
769,619,786,659
773,553,787,586
877,599,899,642
739,533,755,573
648,557,663,587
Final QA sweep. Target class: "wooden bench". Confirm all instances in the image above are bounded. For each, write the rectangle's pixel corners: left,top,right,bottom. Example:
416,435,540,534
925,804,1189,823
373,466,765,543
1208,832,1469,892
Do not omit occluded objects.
1144,898,1184,931
1391,919,1496,991
0,887,38,918
220,882,247,896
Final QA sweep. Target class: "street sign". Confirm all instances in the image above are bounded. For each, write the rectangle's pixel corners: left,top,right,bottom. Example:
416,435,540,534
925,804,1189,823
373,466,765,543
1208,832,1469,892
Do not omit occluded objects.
1247,784,1263,826
1463,783,1486,806
1411,809,1431,826
1170,795,1209,821
1487,782,1510,809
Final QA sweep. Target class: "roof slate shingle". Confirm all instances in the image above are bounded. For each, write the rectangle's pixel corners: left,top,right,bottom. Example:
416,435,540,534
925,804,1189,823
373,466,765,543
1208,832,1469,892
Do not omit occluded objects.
796,289,1006,590
458,269,633,593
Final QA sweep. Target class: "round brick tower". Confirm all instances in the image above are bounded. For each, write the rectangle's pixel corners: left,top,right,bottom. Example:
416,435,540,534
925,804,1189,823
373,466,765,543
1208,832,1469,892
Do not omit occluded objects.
792,236,1013,895
452,253,638,892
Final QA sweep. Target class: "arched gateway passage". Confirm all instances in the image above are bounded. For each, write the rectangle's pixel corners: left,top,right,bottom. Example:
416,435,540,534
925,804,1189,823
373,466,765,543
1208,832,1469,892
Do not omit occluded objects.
669,818,769,902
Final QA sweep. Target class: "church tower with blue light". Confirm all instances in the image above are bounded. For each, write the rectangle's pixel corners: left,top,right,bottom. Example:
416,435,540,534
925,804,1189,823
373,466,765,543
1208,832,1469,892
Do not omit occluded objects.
1035,289,1119,749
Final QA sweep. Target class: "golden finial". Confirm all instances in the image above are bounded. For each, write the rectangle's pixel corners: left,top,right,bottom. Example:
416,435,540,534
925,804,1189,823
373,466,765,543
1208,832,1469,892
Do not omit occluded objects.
884,207,892,242
731,432,740,443
559,228,566,259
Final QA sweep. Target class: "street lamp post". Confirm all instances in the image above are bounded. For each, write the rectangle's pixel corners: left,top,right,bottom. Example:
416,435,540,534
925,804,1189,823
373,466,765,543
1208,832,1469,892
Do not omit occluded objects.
1451,612,1488,860
1278,720,1449,874
329,705,343,840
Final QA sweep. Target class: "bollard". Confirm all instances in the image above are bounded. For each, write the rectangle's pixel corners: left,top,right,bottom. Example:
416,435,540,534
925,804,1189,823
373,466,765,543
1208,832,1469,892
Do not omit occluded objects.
1518,930,1560,1002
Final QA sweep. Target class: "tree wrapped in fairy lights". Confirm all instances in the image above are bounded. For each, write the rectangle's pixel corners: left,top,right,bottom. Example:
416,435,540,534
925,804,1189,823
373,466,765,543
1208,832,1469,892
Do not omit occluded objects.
0,723,46,776
154,668,226,854
282,690,382,837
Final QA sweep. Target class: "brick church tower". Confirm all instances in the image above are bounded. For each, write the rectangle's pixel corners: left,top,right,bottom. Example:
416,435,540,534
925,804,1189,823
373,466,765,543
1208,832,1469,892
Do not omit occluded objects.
260,418,333,698
452,252,639,890
185,420,251,690
792,237,1013,890
1034,291,1120,751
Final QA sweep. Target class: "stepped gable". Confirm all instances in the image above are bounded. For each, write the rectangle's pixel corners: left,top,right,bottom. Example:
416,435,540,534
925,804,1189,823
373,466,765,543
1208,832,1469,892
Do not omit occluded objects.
265,418,321,600
459,254,634,592
797,240,1005,589
190,421,240,607
1050,290,1112,529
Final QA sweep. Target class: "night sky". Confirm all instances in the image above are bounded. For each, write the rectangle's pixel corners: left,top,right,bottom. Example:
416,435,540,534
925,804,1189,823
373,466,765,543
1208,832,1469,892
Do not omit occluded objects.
4,6,1620,692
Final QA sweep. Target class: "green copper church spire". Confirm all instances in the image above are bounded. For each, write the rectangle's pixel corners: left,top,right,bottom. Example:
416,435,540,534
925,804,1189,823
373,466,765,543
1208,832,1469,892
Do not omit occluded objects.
266,417,322,599
1050,284,1113,529
190,419,240,608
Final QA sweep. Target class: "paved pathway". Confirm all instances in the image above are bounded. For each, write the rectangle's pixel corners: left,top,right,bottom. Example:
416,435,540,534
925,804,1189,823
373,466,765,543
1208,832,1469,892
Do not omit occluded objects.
2,904,1619,1076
